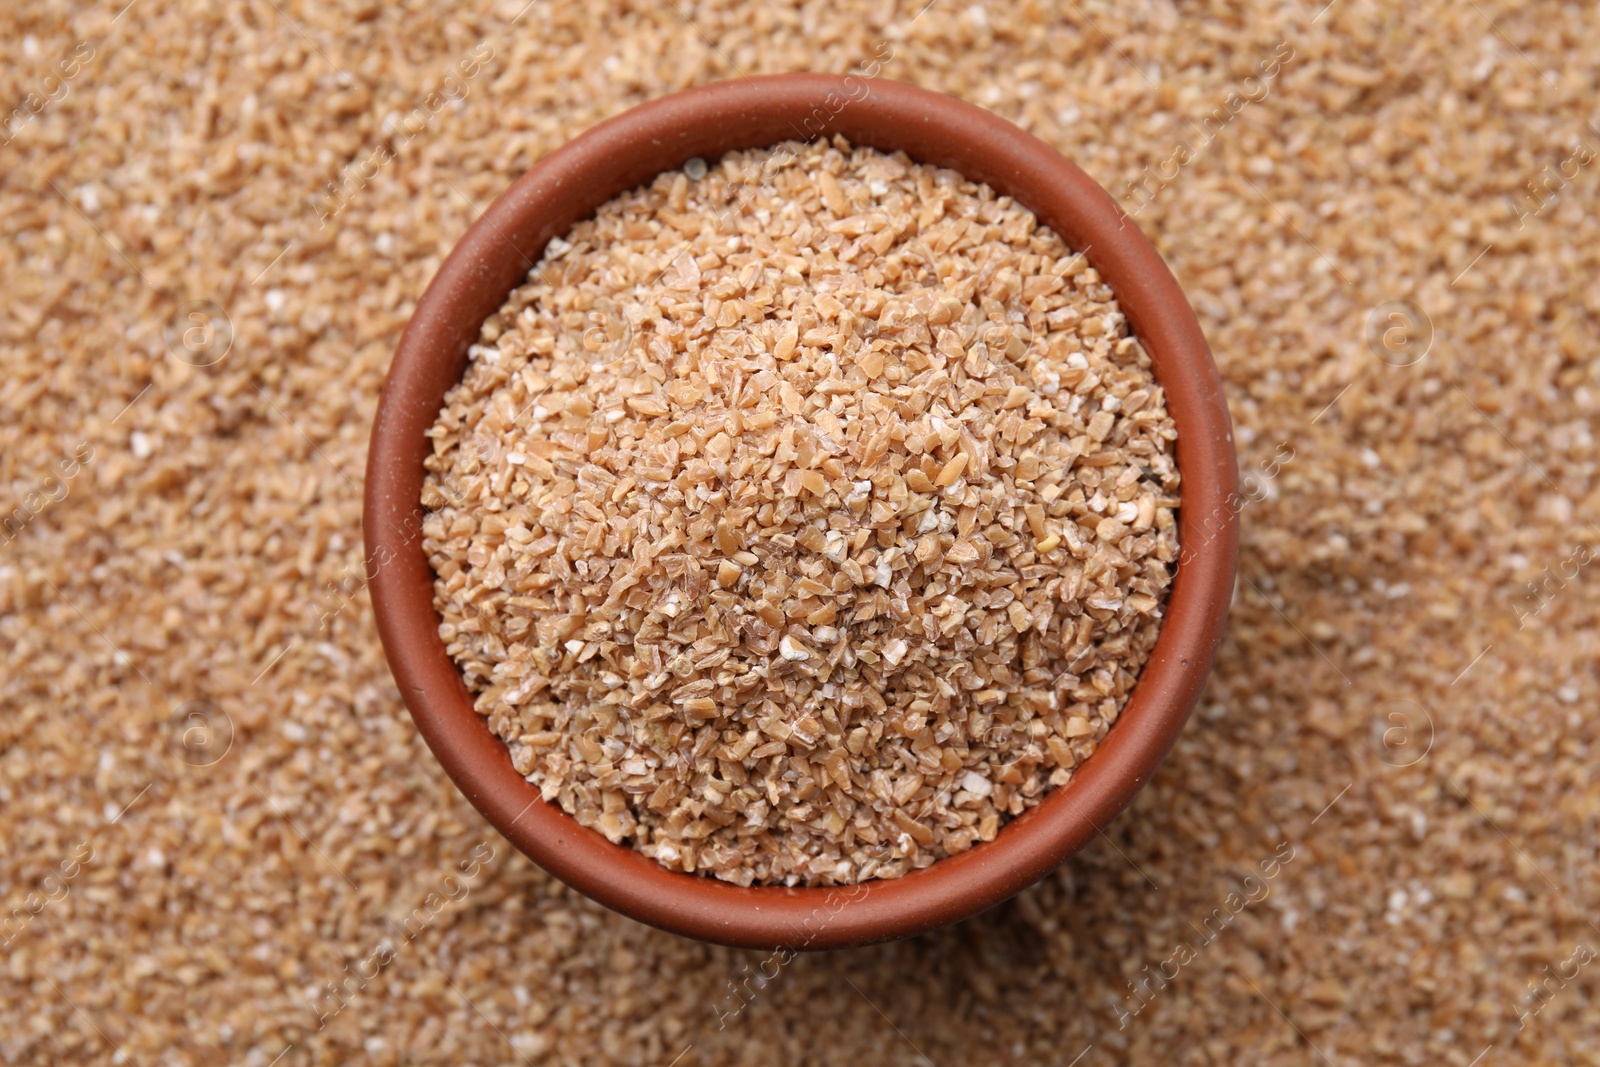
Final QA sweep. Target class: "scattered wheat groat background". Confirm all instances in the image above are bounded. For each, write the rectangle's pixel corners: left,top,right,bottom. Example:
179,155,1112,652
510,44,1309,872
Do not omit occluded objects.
2,1,1597,1064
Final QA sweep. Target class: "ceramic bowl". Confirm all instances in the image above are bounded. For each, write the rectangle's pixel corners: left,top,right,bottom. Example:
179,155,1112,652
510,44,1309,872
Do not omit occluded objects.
364,73,1238,949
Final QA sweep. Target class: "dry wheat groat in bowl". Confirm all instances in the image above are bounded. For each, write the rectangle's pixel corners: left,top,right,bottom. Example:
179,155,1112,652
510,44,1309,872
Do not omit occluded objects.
427,138,1179,885
365,74,1238,949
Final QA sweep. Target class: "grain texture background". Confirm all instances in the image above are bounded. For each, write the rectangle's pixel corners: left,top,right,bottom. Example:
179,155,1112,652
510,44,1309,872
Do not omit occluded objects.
2,1,1597,1064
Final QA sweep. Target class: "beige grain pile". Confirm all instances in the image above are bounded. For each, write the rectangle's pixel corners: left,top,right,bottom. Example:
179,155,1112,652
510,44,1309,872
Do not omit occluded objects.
4,0,1598,1064
422,140,1178,885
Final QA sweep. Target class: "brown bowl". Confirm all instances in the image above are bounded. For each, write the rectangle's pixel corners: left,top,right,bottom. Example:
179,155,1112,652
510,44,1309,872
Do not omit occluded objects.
364,73,1238,949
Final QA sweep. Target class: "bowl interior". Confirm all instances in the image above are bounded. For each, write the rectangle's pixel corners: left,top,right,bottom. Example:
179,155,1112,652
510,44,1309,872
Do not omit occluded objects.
363,73,1238,949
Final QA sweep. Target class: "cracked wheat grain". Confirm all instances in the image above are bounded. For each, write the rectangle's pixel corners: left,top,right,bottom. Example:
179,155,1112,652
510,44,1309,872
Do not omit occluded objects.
421,139,1179,886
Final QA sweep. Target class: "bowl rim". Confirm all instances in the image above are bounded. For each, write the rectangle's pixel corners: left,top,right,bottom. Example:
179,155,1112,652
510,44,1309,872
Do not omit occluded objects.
363,72,1238,950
